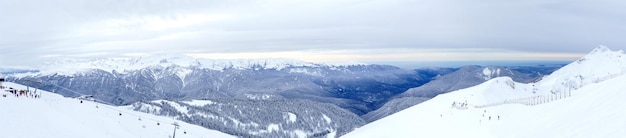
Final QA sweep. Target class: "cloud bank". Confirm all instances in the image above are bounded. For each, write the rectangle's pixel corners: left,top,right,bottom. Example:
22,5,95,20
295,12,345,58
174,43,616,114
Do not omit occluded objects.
1,0,624,67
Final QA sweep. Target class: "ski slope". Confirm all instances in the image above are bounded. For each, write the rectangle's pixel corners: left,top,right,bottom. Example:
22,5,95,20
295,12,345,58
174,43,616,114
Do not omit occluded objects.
0,82,234,138
343,46,626,138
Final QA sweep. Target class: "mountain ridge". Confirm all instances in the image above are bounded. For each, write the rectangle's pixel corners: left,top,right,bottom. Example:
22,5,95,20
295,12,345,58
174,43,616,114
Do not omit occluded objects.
16,55,371,77
343,45,626,138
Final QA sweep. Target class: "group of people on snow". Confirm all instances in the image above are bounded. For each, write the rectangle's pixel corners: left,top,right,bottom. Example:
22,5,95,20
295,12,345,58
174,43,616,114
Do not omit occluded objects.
1,86,40,98
448,101,504,124
451,100,470,109
481,109,500,122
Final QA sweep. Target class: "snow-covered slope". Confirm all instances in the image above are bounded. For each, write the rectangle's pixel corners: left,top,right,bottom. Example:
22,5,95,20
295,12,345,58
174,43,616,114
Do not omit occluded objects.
362,65,560,122
537,45,625,94
128,98,364,138
343,46,626,138
0,82,234,138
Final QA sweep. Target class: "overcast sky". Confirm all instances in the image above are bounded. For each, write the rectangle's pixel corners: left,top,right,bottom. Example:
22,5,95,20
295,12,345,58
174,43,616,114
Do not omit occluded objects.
1,0,625,68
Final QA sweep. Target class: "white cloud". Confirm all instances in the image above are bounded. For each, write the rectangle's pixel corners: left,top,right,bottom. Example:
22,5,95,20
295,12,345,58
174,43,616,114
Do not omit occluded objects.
0,0,624,67
187,48,584,64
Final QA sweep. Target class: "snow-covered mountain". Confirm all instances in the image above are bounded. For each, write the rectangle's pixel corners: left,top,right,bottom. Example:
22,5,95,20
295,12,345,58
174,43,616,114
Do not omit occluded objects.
17,55,331,77
343,45,626,137
5,56,433,137
0,82,234,138
8,55,433,115
362,65,561,122
3,54,565,137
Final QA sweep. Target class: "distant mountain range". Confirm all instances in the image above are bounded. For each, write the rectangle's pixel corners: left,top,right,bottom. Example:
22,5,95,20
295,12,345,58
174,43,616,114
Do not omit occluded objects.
3,55,563,137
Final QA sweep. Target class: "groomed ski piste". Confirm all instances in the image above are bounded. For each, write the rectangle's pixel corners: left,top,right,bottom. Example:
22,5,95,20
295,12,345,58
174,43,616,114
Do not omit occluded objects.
343,46,626,138
0,82,235,138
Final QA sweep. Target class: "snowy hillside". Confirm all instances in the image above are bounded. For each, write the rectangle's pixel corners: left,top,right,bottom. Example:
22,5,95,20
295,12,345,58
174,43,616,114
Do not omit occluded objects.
537,45,625,94
343,46,626,138
128,99,364,138
0,82,234,138
362,65,560,122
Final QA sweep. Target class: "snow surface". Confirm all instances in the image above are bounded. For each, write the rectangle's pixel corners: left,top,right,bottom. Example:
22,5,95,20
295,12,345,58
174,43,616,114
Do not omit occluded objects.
244,93,273,100
537,45,626,93
343,46,626,138
288,68,323,76
183,100,216,106
161,100,190,114
0,82,234,138
322,114,332,124
293,130,308,138
481,67,501,80
286,112,298,123
267,124,280,132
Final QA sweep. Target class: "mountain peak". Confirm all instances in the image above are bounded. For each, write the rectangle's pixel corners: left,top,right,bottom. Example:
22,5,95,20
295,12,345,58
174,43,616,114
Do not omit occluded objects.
12,55,373,77
588,45,612,55
344,46,626,138
537,45,625,94
574,45,624,63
